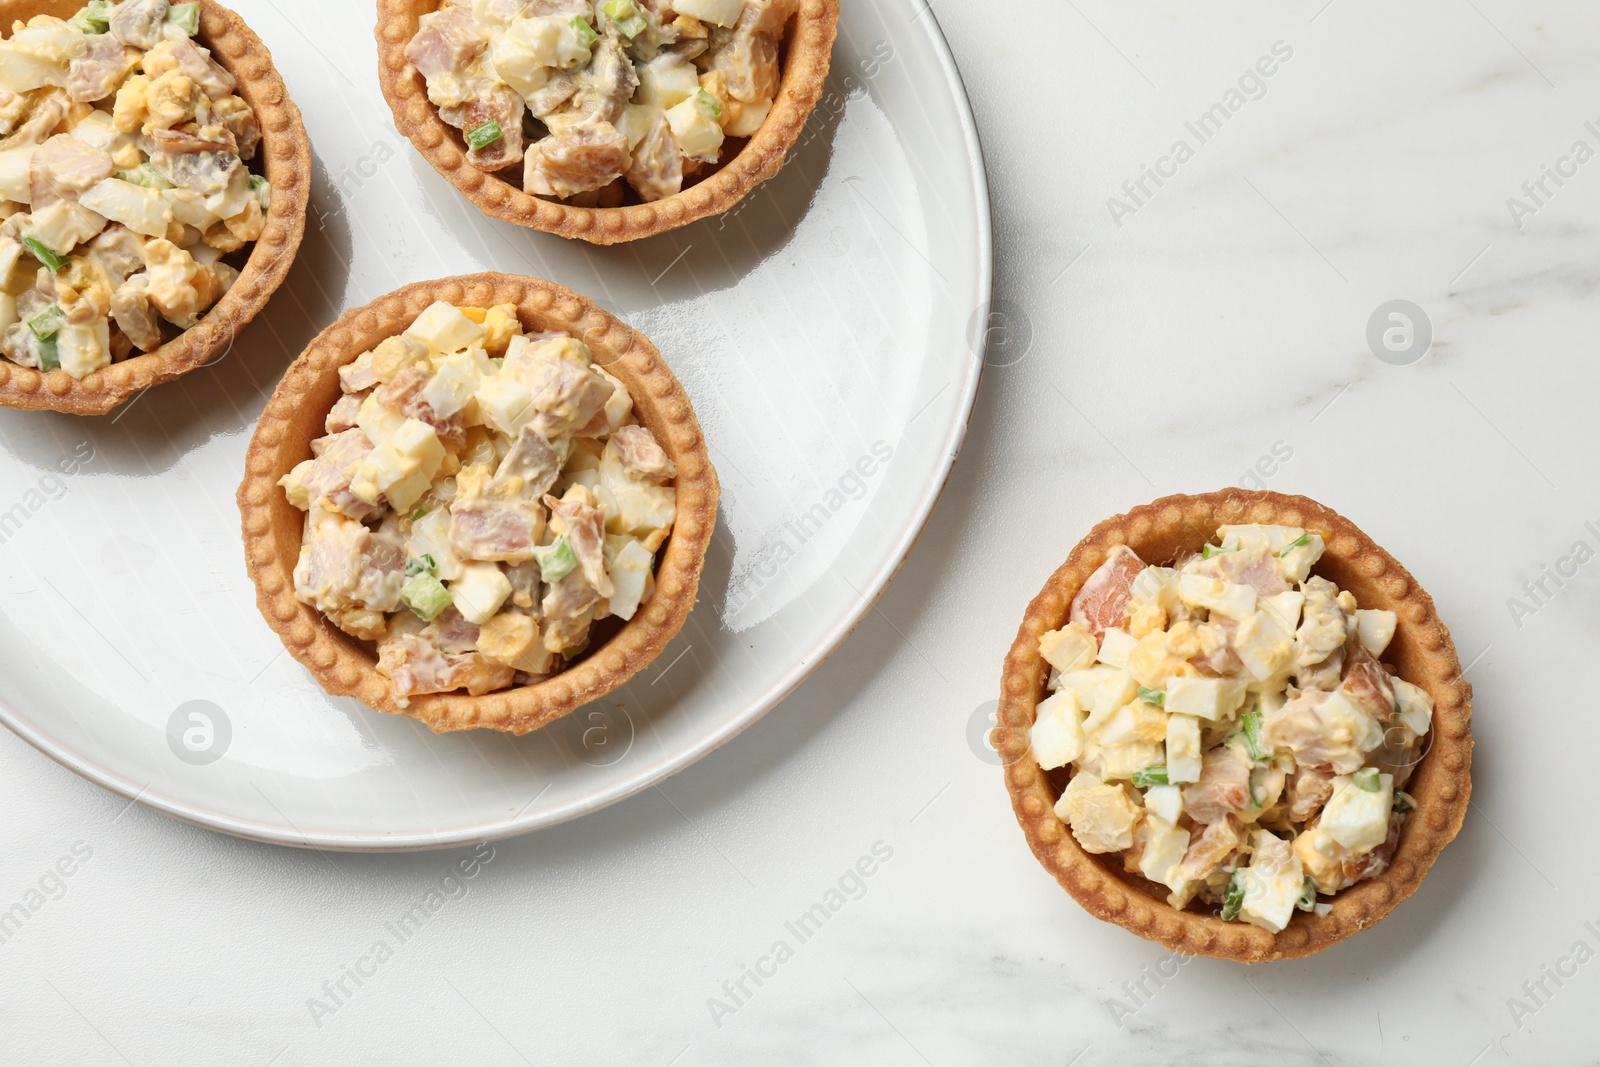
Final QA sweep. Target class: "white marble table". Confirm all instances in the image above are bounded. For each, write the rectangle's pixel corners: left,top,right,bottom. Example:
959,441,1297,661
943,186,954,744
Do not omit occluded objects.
3,0,1597,1063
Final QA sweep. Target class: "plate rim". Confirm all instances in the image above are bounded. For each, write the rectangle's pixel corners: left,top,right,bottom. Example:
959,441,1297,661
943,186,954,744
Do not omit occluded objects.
0,7,993,852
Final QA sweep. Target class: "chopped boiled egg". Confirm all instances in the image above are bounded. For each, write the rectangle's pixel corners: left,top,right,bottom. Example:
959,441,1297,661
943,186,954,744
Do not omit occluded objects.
1178,572,1257,619
1354,608,1397,656
1096,627,1137,670
1320,772,1393,852
1165,675,1245,721
1029,689,1084,770
1165,713,1202,783
1039,621,1097,674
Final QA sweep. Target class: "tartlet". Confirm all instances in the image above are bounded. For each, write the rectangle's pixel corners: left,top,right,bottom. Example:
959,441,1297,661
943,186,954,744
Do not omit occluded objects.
374,0,839,245
238,272,718,734
0,0,308,415
995,490,1472,962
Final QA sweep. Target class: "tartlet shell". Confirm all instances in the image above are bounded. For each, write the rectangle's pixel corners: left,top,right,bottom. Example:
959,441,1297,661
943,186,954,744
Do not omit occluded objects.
374,0,840,245
0,0,310,416
237,272,719,734
996,489,1472,963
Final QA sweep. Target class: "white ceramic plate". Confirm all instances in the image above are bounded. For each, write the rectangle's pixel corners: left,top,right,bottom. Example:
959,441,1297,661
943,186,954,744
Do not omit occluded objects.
0,0,989,850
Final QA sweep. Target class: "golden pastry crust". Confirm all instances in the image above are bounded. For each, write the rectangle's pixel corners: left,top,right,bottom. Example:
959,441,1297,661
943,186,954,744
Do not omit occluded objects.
996,490,1472,962
0,0,309,416
374,0,839,245
237,272,719,734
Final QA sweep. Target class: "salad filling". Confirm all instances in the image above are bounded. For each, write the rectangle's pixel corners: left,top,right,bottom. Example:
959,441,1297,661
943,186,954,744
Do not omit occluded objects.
0,2,267,378
1032,524,1433,933
405,0,795,205
280,300,678,707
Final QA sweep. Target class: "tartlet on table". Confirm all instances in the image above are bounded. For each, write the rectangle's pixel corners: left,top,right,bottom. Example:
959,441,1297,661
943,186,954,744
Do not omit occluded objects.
996,490,1472,963
376,0,839,244
0,0,307,415
238,273,718,736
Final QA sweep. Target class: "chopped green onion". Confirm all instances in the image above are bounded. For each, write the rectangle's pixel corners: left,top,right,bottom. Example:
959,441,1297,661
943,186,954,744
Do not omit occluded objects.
1283,533,1311,552
28,306,64,341
534,537,577,582
1220,869,1246,922
1136,685,1164,708
1240,710,1268,761
695,88,723,119
1130,765,1169,788
36,334,59,371
165,2,200,35
116,164,175,190
603,1,647,37
404,554,437,578
1353,767,1381,792
70,1,111,33
1296,877,1317,912
1392,790,1415,813
401,573,452,622
568,15,598,47
1201,543,1233,559
249,174,271,211
410,505,431,522
490,357,504,369
465,121,503,151
22,237,66,272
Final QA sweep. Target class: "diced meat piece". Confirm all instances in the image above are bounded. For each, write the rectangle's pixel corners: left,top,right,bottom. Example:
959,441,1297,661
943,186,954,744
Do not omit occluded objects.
326,393,366,435
1187,620,1242,677
493,426,561,498
563,32,638,126
1069,545,1145,640
450,498,543,563
377,632,516,702
508,342,615,438
167,37,237,99
624,111,683,203
523,122,630,199
1181,745,1252,824
110,275,162,352
110,0,170,49
147,148,240,195
703,2,782,104
212,96,260,160
85,225,146,287
1261,687,1383,775
440,83,524,171
542,570,599,621
0,90,28,137
424,607,481,654
304,429,378,520
546,489,612,597
339,351,379,393
374,363,433,417
68,35,136,104
29,135,114,209
405,5,487,85
0,89,67,151
1340,640,1396,721
525,71,577,118
1295,576,1347,682
148,125,238,155
293,512,407,638
607,424,676,484
1175,816,1241,882
541,571,601,651
504,561,542,612
1190,545,1289,597
1285,764,1335,822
